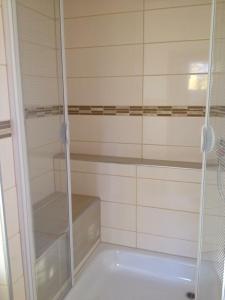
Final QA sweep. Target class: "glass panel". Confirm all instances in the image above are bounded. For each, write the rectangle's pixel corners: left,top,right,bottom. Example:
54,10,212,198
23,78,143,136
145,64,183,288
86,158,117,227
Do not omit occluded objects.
0,170,12,300
14,0,72,299
197,1,225,299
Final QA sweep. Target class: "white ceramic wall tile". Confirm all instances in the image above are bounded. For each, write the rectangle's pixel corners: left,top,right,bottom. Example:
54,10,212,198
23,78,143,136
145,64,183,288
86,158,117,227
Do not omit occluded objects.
71,172,136,204
137,206,199,241
144,0,211,9
137,233,198,258
137,165,201,183
22,76,59,107
17,0,55,17
70,116,142,144
4,188,19,238
101,201,136,231
143,74,207,106
70,141,142,158
65,12,143,48
143,144,202,163
137,178,200,212
30,171,55,204
64,0,144,18
0,66,10,121
0,9,5,65
144,41,209,75
0,138,15,190
17,5,55,47
68,77,142,106
101,227,136,247
26,117,61,149
145,5,210,43
143,117,203,147
66,45,143,77
8,234,23,283
12,276,26,300
21,42,57,77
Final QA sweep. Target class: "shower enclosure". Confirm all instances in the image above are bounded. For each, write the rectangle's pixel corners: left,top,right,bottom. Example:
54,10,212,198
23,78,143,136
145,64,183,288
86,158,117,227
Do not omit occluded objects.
4,0,225,299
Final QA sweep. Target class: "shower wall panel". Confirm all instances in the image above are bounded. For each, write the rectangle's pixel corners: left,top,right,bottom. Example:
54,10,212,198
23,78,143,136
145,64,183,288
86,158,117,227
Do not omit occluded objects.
64,0,211,162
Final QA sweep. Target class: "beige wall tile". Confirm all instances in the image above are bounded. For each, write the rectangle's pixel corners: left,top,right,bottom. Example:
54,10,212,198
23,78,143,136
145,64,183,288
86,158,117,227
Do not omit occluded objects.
145,0,211,10
4,188,19,238
17,5,56,47
70,116,142,144
137,165,201,183
143,74,207,106
144,41,209,75
68,160,136,177
21,42,57,77
30,171,55,204
143,144,202,162
8,234,23,283
101,227,136,247
137,233,198,258
143,117,203,147
64,0,144,18
22,76,59,107
0,138,15,190
68,77,142,106
137,178,200,212
101,201,136,231
0,66,10,121
0,9,5,65
65,12,143,48
13,276,26,300
71,172,137,204
66,45,143,77
17,0,55,17
70,141,142,158
26,117,61,149
145,5,210,42
0,285,9,300
137,206,199,241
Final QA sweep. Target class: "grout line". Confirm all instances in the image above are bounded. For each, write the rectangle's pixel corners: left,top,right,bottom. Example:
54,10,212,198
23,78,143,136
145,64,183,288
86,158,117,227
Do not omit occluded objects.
66,39,209,50
21,39,56,50
67,73,208,79
17,1,55,20
64,3,211,20
100,199,200,214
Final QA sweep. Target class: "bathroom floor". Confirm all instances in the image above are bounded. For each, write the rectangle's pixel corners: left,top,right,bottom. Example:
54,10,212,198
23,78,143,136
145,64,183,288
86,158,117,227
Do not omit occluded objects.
65,243,195,300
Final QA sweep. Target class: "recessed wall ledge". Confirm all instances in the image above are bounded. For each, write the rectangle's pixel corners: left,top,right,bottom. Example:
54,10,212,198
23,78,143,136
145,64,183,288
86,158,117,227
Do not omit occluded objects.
55,153,202,169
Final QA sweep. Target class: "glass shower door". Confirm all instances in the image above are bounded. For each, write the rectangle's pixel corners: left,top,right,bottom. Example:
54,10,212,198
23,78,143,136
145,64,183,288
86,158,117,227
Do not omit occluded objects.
197,0,225,299
14,0,72,299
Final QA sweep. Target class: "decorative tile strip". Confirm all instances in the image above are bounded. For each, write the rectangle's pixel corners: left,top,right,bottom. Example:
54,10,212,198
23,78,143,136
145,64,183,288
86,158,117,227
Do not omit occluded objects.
24,105,225,118
0,120,11,139
25,105,62,118
68,105,206,117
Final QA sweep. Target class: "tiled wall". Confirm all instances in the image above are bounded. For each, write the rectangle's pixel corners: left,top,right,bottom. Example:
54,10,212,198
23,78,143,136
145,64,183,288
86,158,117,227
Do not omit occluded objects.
64,0,211,162
0,1,26,299
16,0,64,205
54,157,202,258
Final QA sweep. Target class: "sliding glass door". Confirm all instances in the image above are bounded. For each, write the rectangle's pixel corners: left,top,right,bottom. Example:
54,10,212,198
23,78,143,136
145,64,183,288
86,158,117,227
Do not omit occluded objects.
197,0,225,299
14,0,72,299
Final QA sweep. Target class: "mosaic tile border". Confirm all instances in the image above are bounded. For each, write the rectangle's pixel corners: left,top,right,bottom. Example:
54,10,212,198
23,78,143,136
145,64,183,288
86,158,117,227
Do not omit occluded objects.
68,105,206,117
0,120,11,139
25,106,62,118
24,105,225,118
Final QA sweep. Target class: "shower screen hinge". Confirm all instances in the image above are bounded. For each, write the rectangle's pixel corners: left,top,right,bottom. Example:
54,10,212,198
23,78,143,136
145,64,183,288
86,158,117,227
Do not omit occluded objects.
201,125,215,153
60,122,68,145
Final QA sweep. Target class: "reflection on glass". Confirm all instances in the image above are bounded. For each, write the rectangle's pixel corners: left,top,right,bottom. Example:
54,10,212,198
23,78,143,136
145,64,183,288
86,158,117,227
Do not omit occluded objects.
190,62,209,73
188,75,208,91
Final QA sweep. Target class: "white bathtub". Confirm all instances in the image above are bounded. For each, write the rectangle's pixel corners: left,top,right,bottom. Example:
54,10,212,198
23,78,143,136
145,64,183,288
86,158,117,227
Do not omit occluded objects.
65,243,196,300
